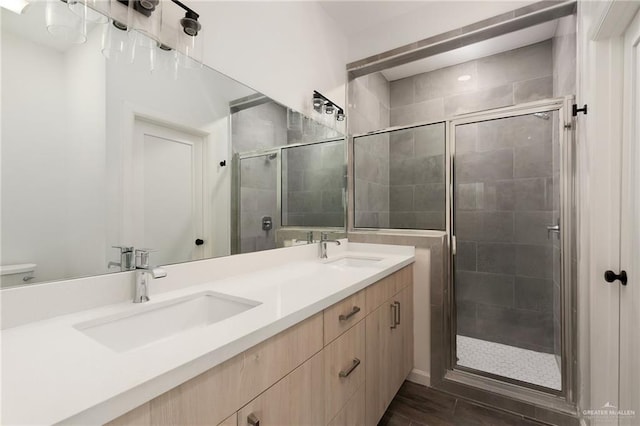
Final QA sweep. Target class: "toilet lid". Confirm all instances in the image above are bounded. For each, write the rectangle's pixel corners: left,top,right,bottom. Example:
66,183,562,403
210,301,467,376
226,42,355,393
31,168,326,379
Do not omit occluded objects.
0,264,37,276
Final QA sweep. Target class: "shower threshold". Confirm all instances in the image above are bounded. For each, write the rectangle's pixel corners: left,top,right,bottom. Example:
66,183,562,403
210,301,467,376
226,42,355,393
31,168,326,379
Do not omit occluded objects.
456,335,561,390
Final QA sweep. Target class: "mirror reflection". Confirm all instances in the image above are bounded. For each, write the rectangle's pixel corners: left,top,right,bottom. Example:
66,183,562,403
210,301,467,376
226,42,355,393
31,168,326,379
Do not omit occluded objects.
1,2,345,287
232,99,345,254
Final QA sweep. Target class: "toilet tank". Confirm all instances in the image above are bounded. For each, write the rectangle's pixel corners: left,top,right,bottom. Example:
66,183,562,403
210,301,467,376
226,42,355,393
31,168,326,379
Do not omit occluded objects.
0,264,37,288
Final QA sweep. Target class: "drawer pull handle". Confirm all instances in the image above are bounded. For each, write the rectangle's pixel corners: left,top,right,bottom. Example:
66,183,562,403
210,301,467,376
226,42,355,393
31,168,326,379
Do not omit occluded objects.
338,358,361,378
339,306,361,321
394,301,401,325
247,413,260,426
390,303,397,329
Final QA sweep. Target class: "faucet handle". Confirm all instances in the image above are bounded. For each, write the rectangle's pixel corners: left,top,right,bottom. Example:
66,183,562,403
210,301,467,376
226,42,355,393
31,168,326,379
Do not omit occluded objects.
135,248,156,269
112,245,134,253
321,232,329,241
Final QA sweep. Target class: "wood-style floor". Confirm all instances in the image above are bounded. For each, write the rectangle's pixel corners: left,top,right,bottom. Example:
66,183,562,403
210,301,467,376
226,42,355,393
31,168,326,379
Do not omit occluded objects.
379,381,547,426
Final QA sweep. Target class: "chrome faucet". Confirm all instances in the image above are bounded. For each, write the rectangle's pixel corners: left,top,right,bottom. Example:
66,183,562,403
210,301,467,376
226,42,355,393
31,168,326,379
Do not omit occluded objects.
134,249,167,303
319,232,341,259
108,246,135,271
306,231,314,244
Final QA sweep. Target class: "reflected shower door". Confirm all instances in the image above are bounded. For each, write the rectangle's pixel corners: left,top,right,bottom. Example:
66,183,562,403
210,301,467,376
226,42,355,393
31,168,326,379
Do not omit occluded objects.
238,152,278,254
453,110,562,391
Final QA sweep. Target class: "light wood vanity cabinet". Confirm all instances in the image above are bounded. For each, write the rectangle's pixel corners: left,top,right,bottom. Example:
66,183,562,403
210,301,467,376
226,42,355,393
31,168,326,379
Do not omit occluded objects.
238,351,325,426
365,270,414,426
106,265,413,426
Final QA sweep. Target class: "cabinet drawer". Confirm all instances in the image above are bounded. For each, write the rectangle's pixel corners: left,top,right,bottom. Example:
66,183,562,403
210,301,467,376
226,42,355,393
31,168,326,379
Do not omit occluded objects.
324,320,366,422
327,383,365,426
238,351,325,426
150,313,323,426
324,290,366,345
365,266,412,314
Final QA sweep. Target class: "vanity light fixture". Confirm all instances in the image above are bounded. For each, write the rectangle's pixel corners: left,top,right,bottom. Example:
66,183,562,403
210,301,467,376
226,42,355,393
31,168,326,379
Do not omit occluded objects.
312,90,346,122
0,0,29,14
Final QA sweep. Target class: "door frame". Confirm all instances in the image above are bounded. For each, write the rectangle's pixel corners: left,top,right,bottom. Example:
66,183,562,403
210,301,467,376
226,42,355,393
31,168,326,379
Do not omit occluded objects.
619,8,640,426
120,103,213,260
577,0,640,421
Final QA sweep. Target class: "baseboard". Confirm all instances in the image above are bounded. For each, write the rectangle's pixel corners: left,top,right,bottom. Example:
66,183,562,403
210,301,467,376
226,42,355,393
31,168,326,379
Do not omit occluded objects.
407,368,430,386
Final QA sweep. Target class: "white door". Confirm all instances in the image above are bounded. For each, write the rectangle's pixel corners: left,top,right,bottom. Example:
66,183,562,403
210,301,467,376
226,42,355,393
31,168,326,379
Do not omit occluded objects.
619,10,640,426
132,119,206,266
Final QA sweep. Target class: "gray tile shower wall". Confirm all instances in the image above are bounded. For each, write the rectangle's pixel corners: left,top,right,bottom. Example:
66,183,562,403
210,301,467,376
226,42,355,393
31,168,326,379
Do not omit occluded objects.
348,72,390,135
349,40,562,352
388,124,446,230
389,40,553,126
350,72,392,228
232,102,288,153
354,133,390,227
283,141,345,227
383,39,558,353
233,102,288,253
454,113,557,354
238,156,278,253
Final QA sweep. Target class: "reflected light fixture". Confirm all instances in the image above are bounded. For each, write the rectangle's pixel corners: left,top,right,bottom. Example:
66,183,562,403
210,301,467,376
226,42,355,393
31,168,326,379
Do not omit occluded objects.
313,93,324,109
0,0,29,14
457,74,472,82
312,90,345,122
324,103,335,115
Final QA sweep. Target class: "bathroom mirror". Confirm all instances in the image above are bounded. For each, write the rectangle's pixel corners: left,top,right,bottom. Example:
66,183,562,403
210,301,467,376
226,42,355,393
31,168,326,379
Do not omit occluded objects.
0,2,345,286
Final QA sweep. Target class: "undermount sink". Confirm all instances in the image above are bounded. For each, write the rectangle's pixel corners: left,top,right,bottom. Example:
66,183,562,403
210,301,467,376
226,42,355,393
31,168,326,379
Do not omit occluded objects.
75,291,261,352
325,256,383,268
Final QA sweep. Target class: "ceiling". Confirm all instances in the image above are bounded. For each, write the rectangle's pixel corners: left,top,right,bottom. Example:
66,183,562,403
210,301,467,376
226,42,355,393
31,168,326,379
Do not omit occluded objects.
318,1,432,36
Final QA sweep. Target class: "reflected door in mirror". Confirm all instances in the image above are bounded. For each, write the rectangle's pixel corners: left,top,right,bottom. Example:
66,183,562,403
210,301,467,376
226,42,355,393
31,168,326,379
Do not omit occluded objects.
131,119,206,266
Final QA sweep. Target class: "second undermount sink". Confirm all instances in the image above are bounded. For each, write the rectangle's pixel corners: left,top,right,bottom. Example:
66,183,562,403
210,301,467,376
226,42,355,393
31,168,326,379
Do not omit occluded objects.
75,291,261,352
325,256,384,269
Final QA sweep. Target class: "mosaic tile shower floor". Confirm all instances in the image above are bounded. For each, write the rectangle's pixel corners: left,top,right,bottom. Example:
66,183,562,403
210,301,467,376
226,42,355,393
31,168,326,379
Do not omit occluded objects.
456,335,561,390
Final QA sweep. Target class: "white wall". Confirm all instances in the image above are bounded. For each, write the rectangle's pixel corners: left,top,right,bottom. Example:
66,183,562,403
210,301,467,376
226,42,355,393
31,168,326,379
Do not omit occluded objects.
1,31,106,283
344,1,539,63
64,28,108,279
187,1,348,120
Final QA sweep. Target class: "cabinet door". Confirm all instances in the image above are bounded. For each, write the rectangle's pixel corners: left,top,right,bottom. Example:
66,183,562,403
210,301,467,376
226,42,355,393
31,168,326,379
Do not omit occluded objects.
238,351,325,426
365,301,395,426
390,284,414,394
400,283,414,380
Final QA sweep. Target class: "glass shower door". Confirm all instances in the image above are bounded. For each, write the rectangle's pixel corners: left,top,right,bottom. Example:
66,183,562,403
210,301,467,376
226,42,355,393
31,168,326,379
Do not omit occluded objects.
452,110,562,391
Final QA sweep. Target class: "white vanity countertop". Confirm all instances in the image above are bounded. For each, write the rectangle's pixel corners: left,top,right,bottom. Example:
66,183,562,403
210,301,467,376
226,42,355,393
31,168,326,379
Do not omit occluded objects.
1,241,414,425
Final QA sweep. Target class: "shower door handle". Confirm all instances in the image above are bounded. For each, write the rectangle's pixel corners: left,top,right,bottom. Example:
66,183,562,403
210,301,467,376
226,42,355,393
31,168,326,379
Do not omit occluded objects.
546,224,560,238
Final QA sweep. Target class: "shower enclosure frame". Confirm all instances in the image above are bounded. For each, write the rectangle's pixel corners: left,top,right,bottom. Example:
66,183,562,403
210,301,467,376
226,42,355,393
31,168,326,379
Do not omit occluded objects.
231,137,347,254
436,96,578,419
348,96,578,422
